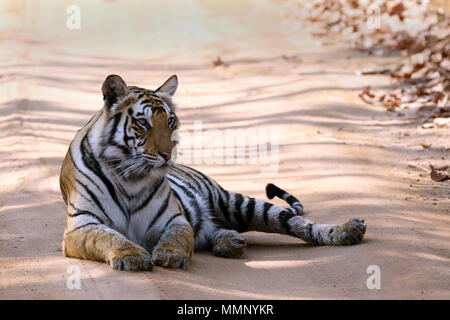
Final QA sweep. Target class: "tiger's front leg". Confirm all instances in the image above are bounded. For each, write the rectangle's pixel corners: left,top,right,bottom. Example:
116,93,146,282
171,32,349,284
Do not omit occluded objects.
63,224,153,271
151,215,194,269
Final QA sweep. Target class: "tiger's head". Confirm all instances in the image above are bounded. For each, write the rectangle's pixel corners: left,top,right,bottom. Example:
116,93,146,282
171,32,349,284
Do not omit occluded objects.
99,74,179,179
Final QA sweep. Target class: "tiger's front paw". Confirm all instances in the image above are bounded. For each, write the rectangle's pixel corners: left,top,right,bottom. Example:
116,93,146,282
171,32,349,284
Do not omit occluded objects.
336,218,366,245
152,244,190,270
109,247,153,272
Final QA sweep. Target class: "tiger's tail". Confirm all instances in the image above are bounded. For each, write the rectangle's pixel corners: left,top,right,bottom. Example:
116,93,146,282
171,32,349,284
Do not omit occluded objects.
265,183,303,215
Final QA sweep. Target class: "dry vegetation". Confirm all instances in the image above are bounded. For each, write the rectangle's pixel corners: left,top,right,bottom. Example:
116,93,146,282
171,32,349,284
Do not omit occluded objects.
294,0,450,188
298,0,449,127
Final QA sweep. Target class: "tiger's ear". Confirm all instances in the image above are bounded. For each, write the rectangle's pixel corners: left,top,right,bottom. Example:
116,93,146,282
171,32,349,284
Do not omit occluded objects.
156,75,178,97
102,74,128,108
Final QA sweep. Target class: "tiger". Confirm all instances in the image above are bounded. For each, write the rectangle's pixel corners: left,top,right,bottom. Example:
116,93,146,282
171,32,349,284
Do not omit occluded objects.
59,74,366,271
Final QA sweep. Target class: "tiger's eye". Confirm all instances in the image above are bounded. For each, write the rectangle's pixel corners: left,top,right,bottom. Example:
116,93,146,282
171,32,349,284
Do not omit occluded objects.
138,119,147,126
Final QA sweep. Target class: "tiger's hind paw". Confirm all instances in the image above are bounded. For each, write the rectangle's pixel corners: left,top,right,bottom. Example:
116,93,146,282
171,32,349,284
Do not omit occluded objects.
212,230,247,258
336,218,366,245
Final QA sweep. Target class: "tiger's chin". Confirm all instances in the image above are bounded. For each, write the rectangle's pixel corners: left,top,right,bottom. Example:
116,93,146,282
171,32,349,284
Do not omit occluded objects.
122,162,171,182
150,163,171,177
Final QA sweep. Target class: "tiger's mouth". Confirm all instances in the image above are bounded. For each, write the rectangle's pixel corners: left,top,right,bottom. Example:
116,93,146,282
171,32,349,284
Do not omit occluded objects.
158,151,171,162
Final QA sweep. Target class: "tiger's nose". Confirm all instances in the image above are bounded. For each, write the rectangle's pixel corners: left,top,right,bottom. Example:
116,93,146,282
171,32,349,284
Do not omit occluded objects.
158,151,171,161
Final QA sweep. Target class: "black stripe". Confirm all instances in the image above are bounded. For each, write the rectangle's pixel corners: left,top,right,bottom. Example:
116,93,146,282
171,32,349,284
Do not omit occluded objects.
108,113,122,144
233,193,247,232
107,141,131,156
285,195,298,205
132,178,165,214
80,134,128,217
170,166,203,194
171,189,192,225
163,213,182,230
169,169,205,236
67,210,104,224
74,178,112,223
69,148,103,193
307,223,318,245
168,177,202,225
65,222,100,235
218,191,231,222
84,114,97,128
246,197,256,226
167,177,201,211
122,116,135,149
279,210,295,235
180,166,225,222
180,165,218,195
99,113,130,158
78,192,96,208
263,202,273,226
145,196,170,233
177,167,218,215
170,167,216,215
141,98,163,105
266,183,302,213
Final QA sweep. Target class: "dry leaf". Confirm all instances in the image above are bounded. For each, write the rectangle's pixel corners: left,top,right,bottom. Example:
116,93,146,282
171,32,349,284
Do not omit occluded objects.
356,67,390,75
433,117,450,127
421,122,435,129
433,91,444,104
430,165,450,181
301,0,449,121
389,2,405,17
212,56,227,67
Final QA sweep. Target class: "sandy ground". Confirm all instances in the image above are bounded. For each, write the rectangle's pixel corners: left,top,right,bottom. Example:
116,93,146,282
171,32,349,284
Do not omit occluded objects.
0,0,449,299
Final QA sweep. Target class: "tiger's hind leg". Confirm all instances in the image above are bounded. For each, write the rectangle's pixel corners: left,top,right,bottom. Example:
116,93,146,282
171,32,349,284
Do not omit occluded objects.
211,229,247,258
220,191,366,246
263,184,366,245
287,216,367,245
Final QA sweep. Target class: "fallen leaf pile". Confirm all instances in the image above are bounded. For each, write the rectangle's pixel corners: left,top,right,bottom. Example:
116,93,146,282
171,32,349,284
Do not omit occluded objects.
297,0,449,126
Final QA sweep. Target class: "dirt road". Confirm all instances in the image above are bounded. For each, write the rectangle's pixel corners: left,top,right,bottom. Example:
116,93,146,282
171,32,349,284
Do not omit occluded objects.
0,0,449,299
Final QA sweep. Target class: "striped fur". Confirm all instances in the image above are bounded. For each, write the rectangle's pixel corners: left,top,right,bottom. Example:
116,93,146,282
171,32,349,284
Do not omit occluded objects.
60,74,366,271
